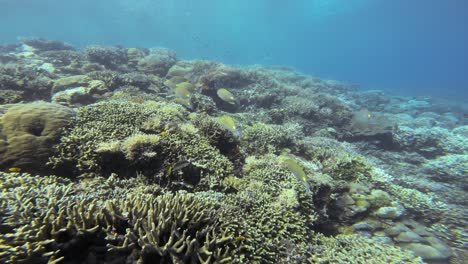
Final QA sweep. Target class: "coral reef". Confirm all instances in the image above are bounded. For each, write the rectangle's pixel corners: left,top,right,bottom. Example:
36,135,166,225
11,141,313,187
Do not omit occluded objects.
0,39,466,263
40,50,83,74
49,100,235,190
0,65,53,101
422,154,468,186
393,126,463,158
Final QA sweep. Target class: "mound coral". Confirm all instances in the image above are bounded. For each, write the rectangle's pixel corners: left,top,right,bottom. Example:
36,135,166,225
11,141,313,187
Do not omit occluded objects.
0,102,75,172
51,75,91,94
198,64,253,90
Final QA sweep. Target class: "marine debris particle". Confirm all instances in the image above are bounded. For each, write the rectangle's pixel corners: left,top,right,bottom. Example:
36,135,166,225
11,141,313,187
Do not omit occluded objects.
217,88,238,105
217,114,242,136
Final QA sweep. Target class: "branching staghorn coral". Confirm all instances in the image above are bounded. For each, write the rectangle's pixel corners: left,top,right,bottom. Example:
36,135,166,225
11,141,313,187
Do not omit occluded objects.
0,172,236,264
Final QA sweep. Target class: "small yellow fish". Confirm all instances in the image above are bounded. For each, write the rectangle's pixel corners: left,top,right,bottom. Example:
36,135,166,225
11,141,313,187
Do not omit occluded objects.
173,97,193,109
177,81,196,92
167,164,174,176
359,108,372,119
218,115,236,130
279,154,311,193
166,160,191,176
164,79,176,89
217,88,238,105
8,167,21,172
170,76,189,84
217,115,242,136
174,83,192,98
234,236,246,242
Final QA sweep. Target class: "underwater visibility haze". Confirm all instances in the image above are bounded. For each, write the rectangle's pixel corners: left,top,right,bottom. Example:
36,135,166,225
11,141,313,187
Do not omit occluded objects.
0,0,467,263
1,0,468,100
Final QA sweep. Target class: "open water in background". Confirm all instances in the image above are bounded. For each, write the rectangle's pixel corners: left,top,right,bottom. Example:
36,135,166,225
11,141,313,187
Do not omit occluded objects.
0,0,467,102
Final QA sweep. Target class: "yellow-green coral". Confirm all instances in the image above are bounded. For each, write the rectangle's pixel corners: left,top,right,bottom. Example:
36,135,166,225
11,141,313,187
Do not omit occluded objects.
387,184,448,221
241,122,303,154
301,137,374,182
120,133,161,160
48,100,185,175
329,157,372,182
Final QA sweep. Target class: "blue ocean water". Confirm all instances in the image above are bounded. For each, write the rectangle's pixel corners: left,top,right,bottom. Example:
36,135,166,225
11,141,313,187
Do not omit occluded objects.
1,0,467,101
